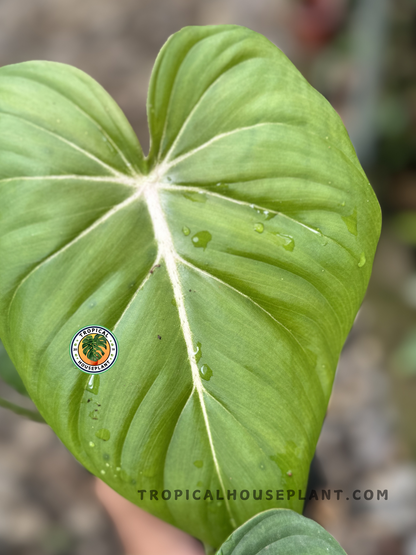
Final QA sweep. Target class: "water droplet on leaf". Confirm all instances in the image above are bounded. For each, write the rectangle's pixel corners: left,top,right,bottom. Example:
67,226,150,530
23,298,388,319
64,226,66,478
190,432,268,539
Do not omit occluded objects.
85,374,100,395
193,460,203,468
358,252,366,268
200,364,213,381
192,231,212,250
183,192,207,203
88,410,99,420
254,222,264,233
182,226,190,236
89,441,95,447
274,233,295,251
193,342,202,363
214,182,228,192
95,428,111,441
342,208,358,236
314,228,328,246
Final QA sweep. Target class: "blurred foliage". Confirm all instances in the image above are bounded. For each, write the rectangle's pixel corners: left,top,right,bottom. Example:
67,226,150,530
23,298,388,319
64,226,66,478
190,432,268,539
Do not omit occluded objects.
377,1,416,177
393,326,416,375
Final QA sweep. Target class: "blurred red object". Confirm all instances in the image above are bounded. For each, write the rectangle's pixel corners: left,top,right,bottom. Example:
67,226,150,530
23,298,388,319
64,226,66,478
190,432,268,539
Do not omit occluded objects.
292,0,347,49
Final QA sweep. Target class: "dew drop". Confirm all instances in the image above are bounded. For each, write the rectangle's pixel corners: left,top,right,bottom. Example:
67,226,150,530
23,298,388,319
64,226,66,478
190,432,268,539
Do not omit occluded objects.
100,470,106,475
200,364,213,381
85,374,100,395
95,428,111,441
314,228,328,246
341,201,346,207
182,226,190,236
193,342,202,364
103,453,110,461
214,182,228,192
274,232,295,251
358,252,366,268
191,231,212,250
193,460,203,468
183,192,207,203
88,410,99,420
171,298,177,307
89,441,95,447
254,222,264,233
342,208,358,236
264,211,276,221
116,467,121,472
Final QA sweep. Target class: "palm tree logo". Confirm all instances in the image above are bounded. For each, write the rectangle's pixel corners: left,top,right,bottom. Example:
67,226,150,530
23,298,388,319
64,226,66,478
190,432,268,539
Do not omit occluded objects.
81,334,108,366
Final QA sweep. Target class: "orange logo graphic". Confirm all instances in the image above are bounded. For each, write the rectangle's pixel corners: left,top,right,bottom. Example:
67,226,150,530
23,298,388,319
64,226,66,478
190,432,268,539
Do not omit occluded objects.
70,326,118,374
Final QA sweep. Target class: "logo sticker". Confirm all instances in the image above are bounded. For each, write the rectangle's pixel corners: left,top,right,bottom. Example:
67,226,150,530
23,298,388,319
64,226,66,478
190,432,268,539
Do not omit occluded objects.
70,326,118,374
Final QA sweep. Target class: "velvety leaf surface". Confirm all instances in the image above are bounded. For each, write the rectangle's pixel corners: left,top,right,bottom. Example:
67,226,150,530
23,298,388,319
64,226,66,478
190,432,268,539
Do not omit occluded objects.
217,509,347,554
0,25,381,548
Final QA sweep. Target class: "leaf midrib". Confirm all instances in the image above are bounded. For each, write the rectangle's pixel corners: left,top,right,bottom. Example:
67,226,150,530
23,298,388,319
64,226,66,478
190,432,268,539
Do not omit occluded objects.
143,183,234,522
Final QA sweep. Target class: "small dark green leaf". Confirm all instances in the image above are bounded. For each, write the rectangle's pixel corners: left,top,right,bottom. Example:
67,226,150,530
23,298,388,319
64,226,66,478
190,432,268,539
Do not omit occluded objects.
217,509,347,554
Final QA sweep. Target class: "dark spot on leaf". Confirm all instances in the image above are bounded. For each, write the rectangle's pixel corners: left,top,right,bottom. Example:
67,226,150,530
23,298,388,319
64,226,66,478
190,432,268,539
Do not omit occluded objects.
150,264,161,274
157,335,162,340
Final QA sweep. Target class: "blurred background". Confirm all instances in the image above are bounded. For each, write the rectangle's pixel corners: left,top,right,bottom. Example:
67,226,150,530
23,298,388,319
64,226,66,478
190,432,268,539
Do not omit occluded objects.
1,0,416,553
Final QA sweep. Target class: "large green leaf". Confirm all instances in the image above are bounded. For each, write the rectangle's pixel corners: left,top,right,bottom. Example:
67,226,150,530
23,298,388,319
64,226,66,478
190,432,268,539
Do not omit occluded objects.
0,25,380,548
217,509,347,554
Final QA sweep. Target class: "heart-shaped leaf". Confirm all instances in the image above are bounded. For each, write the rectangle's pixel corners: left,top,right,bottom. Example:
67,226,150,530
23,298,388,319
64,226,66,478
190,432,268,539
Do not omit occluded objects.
0,25,380,548
217,509,347,554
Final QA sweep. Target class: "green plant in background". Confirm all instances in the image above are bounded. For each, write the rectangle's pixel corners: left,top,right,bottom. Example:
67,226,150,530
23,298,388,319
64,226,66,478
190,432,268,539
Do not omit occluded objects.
0,25,380,553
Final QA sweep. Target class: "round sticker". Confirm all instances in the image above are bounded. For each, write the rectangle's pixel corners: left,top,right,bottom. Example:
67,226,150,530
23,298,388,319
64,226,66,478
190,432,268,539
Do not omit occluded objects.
70,326,118,374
